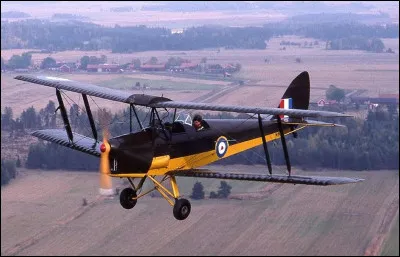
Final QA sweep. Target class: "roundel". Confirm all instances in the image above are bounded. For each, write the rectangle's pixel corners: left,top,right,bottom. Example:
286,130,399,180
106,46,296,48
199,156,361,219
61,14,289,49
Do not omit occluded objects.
215,136,229,158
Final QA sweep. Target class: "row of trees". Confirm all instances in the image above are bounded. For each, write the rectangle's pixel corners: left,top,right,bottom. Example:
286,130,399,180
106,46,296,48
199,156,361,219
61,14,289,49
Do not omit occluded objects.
1,52,32,70
2,101,398,171
1,101,57,133
217,106,399,170
329,36,385,52
1,20,270,52
190,181,232,200
2,20,397,52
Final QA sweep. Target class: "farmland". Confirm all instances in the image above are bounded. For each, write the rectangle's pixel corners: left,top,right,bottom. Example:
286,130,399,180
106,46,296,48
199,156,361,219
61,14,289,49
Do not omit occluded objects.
1,35,398,116
1,6,399,255
1,166,398,255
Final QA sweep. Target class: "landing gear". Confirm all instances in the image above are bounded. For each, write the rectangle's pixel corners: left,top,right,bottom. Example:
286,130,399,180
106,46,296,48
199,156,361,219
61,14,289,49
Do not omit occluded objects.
119,175,191,220
119,187,137,209
173,198,191,220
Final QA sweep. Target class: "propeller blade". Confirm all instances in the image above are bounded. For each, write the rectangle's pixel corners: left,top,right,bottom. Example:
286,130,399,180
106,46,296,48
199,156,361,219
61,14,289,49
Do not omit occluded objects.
99,121,114,196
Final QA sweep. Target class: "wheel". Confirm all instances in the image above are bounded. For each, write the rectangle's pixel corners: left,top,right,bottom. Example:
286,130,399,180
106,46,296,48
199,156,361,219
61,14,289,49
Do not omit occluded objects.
119,188,137,209
173,198,191,220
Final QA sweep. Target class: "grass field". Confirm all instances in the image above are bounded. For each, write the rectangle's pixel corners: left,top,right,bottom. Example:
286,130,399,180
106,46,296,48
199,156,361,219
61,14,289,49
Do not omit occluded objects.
1,166,398,256
0,72,213,116
96,76,220,91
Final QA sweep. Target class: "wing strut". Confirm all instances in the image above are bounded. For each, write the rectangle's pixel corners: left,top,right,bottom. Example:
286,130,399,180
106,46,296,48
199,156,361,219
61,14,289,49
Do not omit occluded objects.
258,114,272,175
55,89,73,143
131,104,143,130
277,116,291,176
82,94,98,141
129,104,133,133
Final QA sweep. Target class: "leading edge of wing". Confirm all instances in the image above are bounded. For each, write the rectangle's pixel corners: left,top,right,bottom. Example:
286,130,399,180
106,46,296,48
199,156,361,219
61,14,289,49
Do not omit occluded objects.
14,75,172,106
172,170,364,186
32,129,101,157
151,101,352,118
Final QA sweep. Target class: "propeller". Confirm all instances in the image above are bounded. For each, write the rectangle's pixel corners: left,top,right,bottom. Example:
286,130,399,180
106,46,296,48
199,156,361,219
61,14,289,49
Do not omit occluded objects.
99,111,114,196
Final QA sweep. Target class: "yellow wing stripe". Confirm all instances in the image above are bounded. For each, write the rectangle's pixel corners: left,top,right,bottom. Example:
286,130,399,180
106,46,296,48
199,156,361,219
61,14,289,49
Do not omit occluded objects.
146,126,303,176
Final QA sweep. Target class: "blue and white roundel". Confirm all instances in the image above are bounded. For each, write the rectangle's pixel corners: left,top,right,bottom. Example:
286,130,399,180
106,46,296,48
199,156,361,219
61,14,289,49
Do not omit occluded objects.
215,136,229,158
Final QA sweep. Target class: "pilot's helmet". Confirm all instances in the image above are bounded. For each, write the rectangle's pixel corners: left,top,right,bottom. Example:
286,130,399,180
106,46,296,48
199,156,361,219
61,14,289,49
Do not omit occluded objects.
193,114,202,122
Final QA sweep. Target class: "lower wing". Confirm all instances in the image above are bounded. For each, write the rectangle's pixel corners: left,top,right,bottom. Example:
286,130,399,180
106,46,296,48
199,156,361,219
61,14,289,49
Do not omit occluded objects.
170,169,363,186
31,129,101,157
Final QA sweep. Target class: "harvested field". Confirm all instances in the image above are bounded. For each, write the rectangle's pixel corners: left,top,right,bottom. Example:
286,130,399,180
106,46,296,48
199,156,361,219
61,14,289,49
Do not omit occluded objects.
1,73,211,116
2,36,398,114
1,166,398,256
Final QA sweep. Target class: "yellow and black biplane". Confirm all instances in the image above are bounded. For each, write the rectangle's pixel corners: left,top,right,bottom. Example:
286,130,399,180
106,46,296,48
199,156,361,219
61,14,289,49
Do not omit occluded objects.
15,71,363,220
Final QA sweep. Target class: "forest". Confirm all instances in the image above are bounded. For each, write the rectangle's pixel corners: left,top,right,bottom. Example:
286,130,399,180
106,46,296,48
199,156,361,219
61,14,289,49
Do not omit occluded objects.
1,20,398,53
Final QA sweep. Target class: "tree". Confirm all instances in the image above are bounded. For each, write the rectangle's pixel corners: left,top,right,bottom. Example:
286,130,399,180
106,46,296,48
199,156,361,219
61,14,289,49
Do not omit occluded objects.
190,181,205,200
80,56,90,70
132,58,141,69
1,107,14,131
45,100,57,128
7,53,32,69
326,85,345,102
100,54,107,64
386,48,395,53
16,156,21,168
148,57,158,64
1,160,11,186
89,56,101,64
40,57,56,69
20,106,37,129
369,38,384,53
69,104,80,128
217,181,232,198
166,57,183,68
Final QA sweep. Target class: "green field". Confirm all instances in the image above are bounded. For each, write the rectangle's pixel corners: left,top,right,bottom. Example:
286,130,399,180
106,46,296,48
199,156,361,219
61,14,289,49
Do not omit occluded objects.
97,76,219,91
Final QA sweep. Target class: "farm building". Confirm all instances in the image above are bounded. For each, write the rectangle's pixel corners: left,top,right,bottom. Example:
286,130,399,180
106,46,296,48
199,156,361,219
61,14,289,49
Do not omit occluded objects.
140,63,166,71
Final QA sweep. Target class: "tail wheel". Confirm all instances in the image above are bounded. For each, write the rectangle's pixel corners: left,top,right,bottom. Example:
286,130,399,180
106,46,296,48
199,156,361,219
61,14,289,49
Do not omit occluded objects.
119,188,137,209
173,198,191,220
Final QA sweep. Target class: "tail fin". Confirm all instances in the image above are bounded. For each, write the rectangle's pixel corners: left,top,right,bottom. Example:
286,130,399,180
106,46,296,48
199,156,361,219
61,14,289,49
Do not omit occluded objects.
277,71,310,119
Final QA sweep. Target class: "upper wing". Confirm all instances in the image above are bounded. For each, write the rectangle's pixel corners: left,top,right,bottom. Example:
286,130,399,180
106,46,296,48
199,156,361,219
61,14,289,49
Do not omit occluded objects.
14,75,172,106
151,101,351,118
171,169,363,186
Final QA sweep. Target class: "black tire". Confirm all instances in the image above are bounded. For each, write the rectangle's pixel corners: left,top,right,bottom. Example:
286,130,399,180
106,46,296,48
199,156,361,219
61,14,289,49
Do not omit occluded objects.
119,188,137,209
173,198,191,220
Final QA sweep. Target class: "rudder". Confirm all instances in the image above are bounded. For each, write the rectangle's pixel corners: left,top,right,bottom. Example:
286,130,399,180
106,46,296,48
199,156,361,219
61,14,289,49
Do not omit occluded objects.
279,71,310,111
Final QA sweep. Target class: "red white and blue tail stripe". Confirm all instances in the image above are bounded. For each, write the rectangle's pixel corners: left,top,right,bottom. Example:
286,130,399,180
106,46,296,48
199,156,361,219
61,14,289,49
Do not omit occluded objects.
279,98,293,119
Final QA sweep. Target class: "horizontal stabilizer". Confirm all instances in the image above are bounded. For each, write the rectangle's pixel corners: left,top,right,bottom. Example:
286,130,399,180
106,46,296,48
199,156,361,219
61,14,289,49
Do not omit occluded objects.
32,129,101,157
172,170,363,186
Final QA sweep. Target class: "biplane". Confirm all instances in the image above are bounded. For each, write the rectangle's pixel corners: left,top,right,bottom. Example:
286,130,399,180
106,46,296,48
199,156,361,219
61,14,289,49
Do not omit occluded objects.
15,71,363,220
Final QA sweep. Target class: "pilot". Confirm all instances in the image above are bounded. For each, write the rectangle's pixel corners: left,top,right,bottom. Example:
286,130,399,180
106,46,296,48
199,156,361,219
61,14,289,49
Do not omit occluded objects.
192,114,204,131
